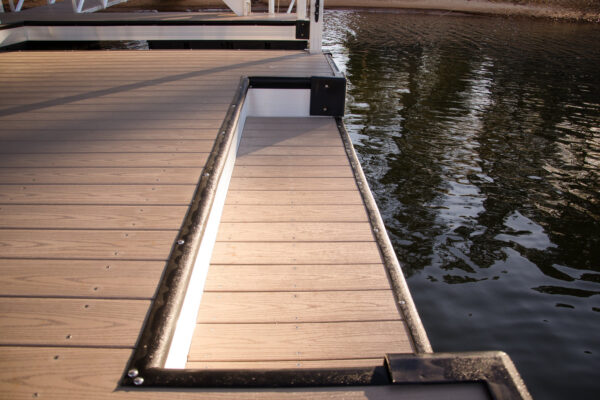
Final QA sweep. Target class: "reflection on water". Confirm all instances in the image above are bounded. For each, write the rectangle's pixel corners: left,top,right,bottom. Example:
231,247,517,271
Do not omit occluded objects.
324,10,600,400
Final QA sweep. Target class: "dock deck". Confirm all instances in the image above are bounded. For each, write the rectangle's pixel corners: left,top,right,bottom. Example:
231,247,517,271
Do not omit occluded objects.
0,50,417,398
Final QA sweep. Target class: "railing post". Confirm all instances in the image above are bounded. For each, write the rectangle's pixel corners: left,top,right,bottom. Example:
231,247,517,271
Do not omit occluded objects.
268,0,274,15
297,0,306,19
309,0,323,54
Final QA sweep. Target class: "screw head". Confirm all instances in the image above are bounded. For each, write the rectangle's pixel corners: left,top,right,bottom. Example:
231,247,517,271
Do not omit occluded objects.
127,369,139,378
133,376,144,386
177,239,185,245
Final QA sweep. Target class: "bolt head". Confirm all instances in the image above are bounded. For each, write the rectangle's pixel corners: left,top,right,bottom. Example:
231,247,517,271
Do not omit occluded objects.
133,376,144,386
177,239,185,245
127,369,139,378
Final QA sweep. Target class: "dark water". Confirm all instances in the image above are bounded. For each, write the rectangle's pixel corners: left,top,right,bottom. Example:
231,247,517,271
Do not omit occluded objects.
323,10,600,399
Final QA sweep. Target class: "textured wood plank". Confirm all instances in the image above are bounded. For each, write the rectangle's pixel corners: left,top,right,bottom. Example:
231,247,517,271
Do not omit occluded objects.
0,168,202,184
186,359,384,370
216,222,374,242
232,166,353,178
240,136,342,147
225,190,364,205
211,242,382,265
0,129,218,141
0,298,150,346
220,205,369,222
0,140,213,153
197,290,400,323
0,259,164,298
237,146,346,156
0,347,422,400
228,178,357,191
235,155,350,166
189,321,412,361
0,205,187,229
0,230,177,260
0,153,207,168
0,185,195,205
204,264,391,292
0,119,223,131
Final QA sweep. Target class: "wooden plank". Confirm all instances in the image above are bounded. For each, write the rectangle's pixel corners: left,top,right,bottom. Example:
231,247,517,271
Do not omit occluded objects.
0,140,214,153
235,155,349,166
0,111,228,122
0,168,202,185
0,119,223,130
216,222,374,242
0,205,187,229
0,129,219,141
240,136,342,147
0,259,164,298
204,264,391,292
0,153,207,168
0,347,412,400
232,166,353,178
197,290,401,323
237,146,346,156
244,117,336,128
189,321,413,361
0,229,177,260
0,185,195,205
220,205,369,222
228,178,357,191
186,359,384,369
211,242,383,265
0,298,150,346
225,190,364,205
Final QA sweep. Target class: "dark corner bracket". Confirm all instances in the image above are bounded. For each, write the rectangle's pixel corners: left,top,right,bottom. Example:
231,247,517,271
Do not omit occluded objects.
310,76,346,116
385,352,532,400
296,20,309,39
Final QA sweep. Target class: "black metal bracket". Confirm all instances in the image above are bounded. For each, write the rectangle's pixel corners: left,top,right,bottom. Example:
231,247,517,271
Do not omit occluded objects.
385,352,532,400
295,20,309,39
314,0,320,22
310,76,346,116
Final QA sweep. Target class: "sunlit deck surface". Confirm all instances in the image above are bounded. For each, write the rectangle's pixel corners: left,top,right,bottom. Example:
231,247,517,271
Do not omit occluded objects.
0,50,415,399
188,117,413,368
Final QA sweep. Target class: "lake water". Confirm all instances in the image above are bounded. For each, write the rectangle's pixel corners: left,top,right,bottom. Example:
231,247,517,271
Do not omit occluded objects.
324,9,600,400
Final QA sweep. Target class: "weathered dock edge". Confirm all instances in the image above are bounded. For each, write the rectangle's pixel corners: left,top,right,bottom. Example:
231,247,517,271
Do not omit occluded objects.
123,77,250,384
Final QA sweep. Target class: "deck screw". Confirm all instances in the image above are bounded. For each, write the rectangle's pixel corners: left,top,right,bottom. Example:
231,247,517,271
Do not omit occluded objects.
398,300,406,305
133,377,144,386
127,369,139,378
177,239,185,245
204,173,210,177
373,228,379,233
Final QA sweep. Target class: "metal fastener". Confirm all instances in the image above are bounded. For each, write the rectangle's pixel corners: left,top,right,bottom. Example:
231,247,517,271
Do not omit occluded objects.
398,300,406,305
177,239,185,245
127,369,139,378
133,377,144,386
373,228,379,233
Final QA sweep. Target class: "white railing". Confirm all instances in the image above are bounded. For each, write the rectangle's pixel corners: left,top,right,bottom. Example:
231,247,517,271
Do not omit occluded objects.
0,0,129,13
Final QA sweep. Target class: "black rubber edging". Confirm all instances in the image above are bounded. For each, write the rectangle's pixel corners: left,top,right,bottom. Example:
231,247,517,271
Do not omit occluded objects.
335,118,433,355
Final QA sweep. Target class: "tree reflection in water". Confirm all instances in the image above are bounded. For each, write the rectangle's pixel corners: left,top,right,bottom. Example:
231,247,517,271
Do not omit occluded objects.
324,10,600,400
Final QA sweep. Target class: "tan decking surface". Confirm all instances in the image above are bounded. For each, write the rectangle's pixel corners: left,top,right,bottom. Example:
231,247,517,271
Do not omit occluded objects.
186,117,413,369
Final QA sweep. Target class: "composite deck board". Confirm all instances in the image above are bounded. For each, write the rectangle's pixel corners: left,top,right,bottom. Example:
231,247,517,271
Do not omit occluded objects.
204,264,392,292
197,290,401,323
0,140,214,153
0,50,417,399
187,359,385,369
235,155,350,166
0,298,150,346
0,229,178,260
188,321,412,361
216,222,375,242
0,185,195,204
190,117,412,370
211,242,383,265
232,165,354,178
0,153,208,168
0,168,203,184
0,259,164,298
220,204,369,222
0,347,425,400
0,205,187,229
